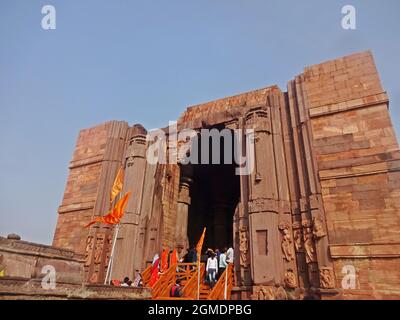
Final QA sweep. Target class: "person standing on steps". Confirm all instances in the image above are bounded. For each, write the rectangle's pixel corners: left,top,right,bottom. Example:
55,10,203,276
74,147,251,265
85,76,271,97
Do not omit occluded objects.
206,251,218,289
226,245,234,264
218,248,227,279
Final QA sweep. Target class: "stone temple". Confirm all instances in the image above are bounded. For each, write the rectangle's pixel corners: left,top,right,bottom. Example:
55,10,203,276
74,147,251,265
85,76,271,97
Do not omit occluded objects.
49,51,400,299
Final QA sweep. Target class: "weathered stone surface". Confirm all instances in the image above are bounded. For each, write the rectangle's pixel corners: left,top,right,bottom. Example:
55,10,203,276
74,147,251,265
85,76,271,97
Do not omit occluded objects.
0,278,150,300
50,51,400,300
0,236,84,283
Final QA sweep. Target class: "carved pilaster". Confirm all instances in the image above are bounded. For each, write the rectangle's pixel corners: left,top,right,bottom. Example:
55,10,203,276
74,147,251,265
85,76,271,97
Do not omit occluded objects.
239,225,250,268
112,124,148,280
175,172,192,253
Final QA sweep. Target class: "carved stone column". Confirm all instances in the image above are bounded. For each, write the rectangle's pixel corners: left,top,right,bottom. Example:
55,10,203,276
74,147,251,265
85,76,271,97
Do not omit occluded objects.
175,173,192,254
226,118,252,287
245,107,284,286
112,124,147,280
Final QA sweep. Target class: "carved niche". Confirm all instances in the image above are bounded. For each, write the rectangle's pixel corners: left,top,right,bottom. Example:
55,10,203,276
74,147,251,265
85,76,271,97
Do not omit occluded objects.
312,216,326,239
278,222,294,262
239,225,250,267
94,233,106,264
292,222,303,253
84,235,94,267
302,221,317,263
245,108,271,133
320,266,335,289
284,269,297,289
104,233,113,269
248,198,279,214
252,286,288,300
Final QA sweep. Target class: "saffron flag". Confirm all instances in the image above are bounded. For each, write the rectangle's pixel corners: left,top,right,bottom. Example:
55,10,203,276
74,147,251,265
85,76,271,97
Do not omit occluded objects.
149,258,160,287
169,248,178,267
196,227,206,259
161,248,169,272
84,192,131,228
110,167,124,203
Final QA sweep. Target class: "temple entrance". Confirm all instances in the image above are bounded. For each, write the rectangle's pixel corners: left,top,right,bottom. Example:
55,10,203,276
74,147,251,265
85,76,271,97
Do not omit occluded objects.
185,126,241,252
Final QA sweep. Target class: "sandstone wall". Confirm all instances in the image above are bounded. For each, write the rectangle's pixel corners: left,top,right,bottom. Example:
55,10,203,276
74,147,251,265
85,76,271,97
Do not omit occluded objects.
298,51,400,299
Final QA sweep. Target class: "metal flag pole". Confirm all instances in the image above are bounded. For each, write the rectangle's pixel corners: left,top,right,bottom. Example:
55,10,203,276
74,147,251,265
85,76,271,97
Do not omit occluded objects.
224,265,228,300
197,254,200,300
104,223,120,284
104,188,123,285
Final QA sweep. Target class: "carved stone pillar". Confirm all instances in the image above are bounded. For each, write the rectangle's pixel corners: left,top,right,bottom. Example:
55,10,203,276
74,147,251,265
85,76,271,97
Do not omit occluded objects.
229,118,252,287
112,124,147,280
245,107,284,286
175,174,192,254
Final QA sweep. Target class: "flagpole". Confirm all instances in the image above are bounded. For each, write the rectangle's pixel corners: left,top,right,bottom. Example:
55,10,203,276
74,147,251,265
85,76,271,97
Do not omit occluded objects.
224,265,228,300
104,188,123,285
197,254,200,300
105,223,120,284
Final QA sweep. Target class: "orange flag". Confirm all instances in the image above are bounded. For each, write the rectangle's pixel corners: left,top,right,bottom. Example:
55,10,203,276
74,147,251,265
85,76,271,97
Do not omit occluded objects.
85,192,131,228
169,248,178,266
161,248,169,272
196,227,206,259
110,167,124,204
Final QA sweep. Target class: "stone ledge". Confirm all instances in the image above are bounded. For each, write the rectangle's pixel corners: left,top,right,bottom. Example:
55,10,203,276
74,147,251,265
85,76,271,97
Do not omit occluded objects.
329,243,400,258
319,159,400,180
308,92,388,118
58,201,95,214
0,237,84,262
0,277,151,300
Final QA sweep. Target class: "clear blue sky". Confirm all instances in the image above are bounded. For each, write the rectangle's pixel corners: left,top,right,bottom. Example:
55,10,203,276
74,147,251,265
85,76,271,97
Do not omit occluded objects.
0,0,399,244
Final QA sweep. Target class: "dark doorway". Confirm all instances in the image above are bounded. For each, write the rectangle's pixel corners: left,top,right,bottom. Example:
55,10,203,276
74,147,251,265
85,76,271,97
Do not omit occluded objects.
186,127,241,252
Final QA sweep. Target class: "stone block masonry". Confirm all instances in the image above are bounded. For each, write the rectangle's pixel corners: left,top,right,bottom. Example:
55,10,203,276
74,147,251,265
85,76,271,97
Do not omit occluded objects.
52,51,400,300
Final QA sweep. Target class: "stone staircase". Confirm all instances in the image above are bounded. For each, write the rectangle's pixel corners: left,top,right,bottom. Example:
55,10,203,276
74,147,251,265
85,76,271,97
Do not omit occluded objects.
142,263,234,300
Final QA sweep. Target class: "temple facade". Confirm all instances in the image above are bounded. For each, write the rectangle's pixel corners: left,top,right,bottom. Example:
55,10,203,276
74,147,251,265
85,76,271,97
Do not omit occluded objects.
53,51,400,299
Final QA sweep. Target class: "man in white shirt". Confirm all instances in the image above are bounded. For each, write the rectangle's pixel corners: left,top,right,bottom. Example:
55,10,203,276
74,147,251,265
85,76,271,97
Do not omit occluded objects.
226,246,234,264
206,251,218,288
218,250,227,279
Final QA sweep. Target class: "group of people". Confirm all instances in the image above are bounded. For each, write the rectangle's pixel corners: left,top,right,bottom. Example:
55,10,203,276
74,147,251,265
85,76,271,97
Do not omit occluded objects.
111,245,234,294
204,246,234,288
112,270,143,287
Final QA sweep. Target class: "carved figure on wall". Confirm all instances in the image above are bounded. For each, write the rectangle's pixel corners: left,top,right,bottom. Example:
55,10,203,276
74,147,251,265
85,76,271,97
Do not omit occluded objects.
239,226,249,267
293,228,303,252
104,234,113,267
320,267,335,289
279,222,294,261
84,235,94,267
302,222,316,263
94,233,105,264
312,217,326,239
284,269,297,289
253,286,275,300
